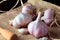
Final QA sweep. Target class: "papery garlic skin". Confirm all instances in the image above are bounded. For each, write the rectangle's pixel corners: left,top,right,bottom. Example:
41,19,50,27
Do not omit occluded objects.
12,13,32,28
41,8,55,24
22,3,36,14
28,21,48,37
28,12,48,38
22,3,37,20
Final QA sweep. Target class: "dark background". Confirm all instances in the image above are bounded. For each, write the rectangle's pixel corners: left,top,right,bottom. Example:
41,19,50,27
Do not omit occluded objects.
0,0,60,11
0,0,27,11
43,0,60,6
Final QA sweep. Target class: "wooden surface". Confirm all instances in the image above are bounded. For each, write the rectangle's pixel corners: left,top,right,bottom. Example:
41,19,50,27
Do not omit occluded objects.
0,0,60,40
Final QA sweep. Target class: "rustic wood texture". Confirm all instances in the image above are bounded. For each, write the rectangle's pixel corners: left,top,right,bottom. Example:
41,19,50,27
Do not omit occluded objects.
0,0,60,40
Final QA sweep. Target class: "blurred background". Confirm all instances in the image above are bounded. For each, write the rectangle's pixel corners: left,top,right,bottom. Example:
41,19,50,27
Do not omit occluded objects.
43,0,60,6
0,0,60,11
0,0,27,11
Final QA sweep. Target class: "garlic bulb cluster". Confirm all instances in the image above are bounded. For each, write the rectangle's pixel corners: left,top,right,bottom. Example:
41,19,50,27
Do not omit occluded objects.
8,4,55,38
9,3,37,28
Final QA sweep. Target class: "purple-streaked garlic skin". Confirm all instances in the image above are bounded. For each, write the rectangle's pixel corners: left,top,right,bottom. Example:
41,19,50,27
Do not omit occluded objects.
28,12,48,38
12,13,32,28
18,28,28,35
22,4,36,14
41,8,55,24
22,6,32,14
22,4,37,19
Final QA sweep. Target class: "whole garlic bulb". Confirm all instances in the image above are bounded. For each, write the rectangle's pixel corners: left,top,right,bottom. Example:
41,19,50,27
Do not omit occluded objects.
28,12,48,38
41,8,55,24
12,13,33,28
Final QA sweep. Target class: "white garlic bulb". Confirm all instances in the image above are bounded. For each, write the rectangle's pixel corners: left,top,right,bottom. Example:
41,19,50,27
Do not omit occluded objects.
28,12,48,38
12,13,33,28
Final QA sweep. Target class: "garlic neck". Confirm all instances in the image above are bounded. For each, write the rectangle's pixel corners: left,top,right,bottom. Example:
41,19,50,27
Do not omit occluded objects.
36,12,42,22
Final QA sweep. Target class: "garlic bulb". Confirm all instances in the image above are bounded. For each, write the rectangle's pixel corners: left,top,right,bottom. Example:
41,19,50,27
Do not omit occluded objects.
41,8,55,24
28,12,48,38
9,4,37,28
12,13,32,28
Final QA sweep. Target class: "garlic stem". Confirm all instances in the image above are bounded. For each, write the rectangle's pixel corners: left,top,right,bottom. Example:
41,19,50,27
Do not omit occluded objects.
36,12,42,22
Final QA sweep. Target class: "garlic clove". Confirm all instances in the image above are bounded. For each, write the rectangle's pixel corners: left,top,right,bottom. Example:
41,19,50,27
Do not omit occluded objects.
18,28,28,35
